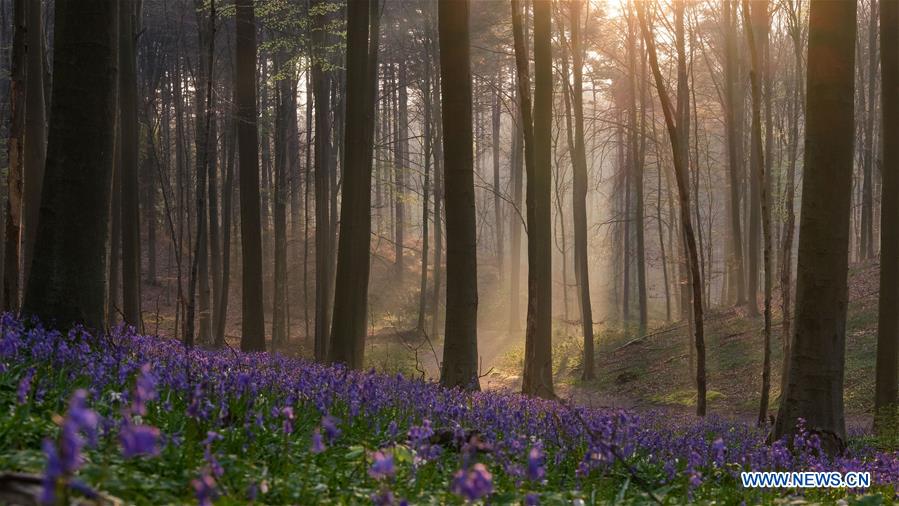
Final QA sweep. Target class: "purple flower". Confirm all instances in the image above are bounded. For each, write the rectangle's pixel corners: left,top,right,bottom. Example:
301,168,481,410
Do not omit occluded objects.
527,443,546,482
369,450,395,480
311,429,326,454
130,364,157,416
451,463,493,502
192,474,217,506
370,488,395,505
41,389,99,504
322,415,341,443
281,406,295,435
16,367,35,404
119,424,161,458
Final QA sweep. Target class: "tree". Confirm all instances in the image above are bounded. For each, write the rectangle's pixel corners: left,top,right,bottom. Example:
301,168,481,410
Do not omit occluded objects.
721,0,746,307
22,0,119,330
637,0,707,416
568,0,596,380
875,0,898,432
21,0,46,292
521,0,554,399
438,0,480,391
311,0,334,361
329,0,380,369
235,0,266,351
743,0,773,426
120,0,142,329
3,0,25,312
773,0,857,455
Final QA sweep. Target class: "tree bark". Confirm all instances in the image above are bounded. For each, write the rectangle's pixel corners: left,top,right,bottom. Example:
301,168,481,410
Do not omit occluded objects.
120,0,142,329
3,0,24,312
329,0,379,369
23,0,119,331
521,0,555,399
875,0,899,432
312,0,333,360
235,0,265,351
21,0,46,292
773,0,857,455
438,0,480,391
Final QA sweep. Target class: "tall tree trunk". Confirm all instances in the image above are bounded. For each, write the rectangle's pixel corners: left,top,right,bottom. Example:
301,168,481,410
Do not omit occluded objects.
492,86,504,282
329,0,379,369
23,0,118,330
21,0,45,292
568,0,595,379
723,0,746,307
861,0,878,260
638,1,707,416
438,0,480,391
521,0,554,399
394,64,408,279
509,88,524,332
3,0,24,312
780,0,804,395
312,0,333,360
875,0,899,432
743,0,774,426
417,52,433,334
214,117,235,348
120,0,142,329
773,0,857,455
272,52,289,349
235,0,265,351
186,0,215,348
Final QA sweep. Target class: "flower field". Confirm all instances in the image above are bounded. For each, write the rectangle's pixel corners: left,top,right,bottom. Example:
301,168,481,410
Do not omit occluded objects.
0,316,896,504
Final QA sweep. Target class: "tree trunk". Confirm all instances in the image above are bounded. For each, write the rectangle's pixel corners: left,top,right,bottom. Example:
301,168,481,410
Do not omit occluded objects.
329,0,379,369
120,0,142,329
638,1,707,416
773,0,857,455
272,51,289,349
568,0,595,380
861,0,878,260
521,0,555,399
743,0,774,426
875,0,899,432
23,0,119,330
492,86,504,282
21,0,46,292
312,0,333,360
235,0,265,351
438,0,480,391
722,0,746,307
3,0,24,312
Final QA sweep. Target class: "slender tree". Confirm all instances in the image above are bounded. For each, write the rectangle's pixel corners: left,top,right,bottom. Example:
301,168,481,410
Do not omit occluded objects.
120,0,142,329
743,0,773,426
568,0,595,380
637,0,707,416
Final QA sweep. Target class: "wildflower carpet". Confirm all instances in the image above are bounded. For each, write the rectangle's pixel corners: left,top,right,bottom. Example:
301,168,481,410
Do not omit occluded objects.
0,316,896,504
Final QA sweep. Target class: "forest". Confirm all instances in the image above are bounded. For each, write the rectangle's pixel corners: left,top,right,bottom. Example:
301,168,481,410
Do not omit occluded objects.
0,0,897,503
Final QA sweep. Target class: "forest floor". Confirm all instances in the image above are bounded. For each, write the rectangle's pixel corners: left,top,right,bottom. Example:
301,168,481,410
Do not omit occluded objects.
138,244,882,426
481,259,881,426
